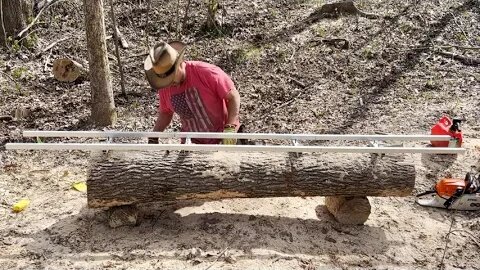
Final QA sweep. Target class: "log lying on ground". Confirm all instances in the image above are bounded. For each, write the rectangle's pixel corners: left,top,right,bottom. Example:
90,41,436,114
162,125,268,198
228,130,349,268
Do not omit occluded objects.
52,58,87,82
87,151,415,208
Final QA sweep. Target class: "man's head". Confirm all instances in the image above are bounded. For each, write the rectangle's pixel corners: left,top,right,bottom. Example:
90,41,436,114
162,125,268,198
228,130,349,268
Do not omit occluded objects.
144,41,186,89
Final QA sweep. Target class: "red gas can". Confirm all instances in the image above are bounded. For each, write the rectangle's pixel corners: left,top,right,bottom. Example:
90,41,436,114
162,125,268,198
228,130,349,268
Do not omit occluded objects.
430,116,463,147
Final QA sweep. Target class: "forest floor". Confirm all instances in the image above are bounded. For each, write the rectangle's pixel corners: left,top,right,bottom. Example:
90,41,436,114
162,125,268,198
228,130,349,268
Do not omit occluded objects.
1,0,480,269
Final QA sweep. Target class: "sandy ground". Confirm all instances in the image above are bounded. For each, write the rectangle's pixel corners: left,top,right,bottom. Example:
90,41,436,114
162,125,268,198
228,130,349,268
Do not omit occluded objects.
1,139,479,270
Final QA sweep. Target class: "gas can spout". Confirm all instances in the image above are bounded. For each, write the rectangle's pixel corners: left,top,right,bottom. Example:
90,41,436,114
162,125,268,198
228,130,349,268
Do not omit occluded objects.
449,118,462,132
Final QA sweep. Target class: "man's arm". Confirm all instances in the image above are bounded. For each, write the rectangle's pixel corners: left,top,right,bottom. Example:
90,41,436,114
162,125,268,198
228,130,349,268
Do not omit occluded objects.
149,111,173,144
225,88,240,126
153,111,174,132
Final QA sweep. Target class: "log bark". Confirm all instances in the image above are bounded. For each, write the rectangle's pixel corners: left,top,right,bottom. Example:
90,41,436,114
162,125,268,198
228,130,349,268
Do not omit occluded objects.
52,58,87,82
83,0,116,126
87,151,416,208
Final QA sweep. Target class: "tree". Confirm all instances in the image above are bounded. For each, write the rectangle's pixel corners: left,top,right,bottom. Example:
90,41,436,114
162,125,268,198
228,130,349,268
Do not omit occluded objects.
83,0,116,126
205,0,218,29
0,0,33,46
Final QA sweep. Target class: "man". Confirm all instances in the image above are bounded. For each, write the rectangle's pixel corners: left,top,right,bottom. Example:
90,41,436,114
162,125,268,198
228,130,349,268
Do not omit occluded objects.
144,41,241,144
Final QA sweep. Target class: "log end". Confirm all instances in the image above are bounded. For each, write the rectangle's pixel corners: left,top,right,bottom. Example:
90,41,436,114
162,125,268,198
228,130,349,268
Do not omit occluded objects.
324,196,371,225
52,58,86,82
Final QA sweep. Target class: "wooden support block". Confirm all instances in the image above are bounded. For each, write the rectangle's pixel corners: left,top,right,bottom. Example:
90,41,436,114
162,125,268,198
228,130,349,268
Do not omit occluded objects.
324,196,371,225
107,205,139,228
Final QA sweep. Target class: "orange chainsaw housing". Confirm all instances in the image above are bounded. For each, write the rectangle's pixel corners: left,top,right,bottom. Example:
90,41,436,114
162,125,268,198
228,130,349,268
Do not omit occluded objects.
435,178,466,198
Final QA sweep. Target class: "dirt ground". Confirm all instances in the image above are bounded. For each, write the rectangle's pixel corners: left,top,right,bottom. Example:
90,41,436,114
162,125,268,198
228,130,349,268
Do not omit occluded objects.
1,0,480,269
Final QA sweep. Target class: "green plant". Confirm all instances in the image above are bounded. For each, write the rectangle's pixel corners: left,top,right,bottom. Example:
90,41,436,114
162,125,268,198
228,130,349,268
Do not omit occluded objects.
231,46,262,65
12,67,28,80
399,21,413,33
361,46,375,59
309,0,324,7
269,9,279,18
188,46,201,60
425,79,438,90
454,32,467,42
7,36,21,53
24,33,38,50
15,83,24,96
315,25,327,37
205,0,219,29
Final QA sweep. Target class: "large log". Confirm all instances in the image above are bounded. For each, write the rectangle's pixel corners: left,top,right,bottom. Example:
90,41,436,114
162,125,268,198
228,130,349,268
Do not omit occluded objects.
87,151,415,208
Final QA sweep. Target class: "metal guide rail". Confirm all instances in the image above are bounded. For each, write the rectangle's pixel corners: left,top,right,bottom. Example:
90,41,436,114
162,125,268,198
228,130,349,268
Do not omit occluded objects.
4,131,466,154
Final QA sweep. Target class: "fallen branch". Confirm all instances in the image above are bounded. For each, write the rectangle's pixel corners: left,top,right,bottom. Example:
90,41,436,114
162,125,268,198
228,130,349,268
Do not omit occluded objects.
126,52,148,59
36,37,70,57
407,44,480,51
204,247,229,270
0,115,13,121
17,0,67,38
310,38,350,49
115,26,129,49
0,70,18,86
43,48,52,72
435,50,480,66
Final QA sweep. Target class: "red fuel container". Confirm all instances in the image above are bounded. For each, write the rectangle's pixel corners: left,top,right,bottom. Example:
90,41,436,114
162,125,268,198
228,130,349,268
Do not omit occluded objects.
430,116,463,147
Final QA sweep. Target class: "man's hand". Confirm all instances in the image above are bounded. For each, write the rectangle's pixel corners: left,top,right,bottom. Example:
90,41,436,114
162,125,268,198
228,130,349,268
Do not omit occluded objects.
222,125,237,145
148,137,159,144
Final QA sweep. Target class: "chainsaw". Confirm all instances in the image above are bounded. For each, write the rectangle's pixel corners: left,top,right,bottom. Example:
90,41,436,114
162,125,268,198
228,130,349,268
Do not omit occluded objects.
416,172,480,210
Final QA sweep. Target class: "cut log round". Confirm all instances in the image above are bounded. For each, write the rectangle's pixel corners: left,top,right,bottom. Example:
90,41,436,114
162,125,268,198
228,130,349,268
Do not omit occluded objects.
52,58,87,82
324,196,371,225
87,151,415,208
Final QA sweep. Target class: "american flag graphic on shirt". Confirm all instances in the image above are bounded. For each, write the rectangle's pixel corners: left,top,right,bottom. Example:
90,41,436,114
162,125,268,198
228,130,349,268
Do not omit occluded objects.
171,87,213,132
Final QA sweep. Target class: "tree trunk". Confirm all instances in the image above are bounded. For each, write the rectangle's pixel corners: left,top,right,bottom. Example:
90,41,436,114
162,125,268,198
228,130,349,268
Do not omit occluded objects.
205,0,218,29
83,0,116,126
0,0,33,46
87,151,416,208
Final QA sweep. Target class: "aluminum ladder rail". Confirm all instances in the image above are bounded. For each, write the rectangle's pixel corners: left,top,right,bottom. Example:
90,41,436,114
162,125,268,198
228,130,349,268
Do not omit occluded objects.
4,131,466,154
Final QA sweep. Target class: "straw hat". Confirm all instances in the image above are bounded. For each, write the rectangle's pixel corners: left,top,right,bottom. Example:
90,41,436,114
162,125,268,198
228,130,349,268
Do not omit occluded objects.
144,41,186,89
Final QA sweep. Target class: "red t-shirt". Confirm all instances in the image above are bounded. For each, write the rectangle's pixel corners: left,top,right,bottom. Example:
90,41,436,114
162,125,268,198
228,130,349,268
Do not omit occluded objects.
158,61,239,144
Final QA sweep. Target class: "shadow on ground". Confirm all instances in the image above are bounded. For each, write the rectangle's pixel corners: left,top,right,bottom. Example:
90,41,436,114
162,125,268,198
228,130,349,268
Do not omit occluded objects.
24,201,394,261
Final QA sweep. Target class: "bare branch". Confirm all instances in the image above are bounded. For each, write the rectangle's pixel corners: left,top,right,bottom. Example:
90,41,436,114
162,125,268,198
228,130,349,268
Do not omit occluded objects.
435,50,480,66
